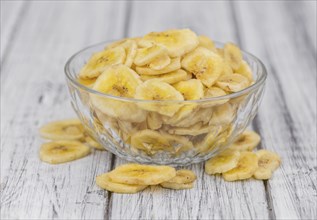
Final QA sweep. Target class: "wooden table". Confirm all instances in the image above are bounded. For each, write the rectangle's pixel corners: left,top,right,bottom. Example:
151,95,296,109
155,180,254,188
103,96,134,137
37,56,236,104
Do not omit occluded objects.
1,1,316,219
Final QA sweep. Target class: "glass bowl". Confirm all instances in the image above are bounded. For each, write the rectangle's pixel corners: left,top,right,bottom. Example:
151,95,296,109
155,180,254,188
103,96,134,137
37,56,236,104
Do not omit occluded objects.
64,41,267,166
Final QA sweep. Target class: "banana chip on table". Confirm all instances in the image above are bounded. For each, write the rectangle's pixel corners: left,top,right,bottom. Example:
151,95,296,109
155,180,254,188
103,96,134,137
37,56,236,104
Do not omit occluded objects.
160,169,196,190
39,119,84,140
205,149,240,175
108,163,176,185
254,150,281,180
79,47,126,79
222,151,258,181
96,173,148,194
182,47,224,88
40,140,91,164
229,130,261,151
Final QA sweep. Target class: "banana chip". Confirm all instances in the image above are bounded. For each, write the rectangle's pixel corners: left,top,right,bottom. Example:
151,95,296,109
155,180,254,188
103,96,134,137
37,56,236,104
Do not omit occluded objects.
205,149,240,174
96,173,148,193
39,119,84,140
40,140,90,164
229,130,261,151
254,150,281,180
224,42,243,71
108,163,176,185
222,151,258,181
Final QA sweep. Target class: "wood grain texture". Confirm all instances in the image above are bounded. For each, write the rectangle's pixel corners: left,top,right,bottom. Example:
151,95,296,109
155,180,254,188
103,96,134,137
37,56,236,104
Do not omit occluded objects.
1,1,126,219
1,1,316,220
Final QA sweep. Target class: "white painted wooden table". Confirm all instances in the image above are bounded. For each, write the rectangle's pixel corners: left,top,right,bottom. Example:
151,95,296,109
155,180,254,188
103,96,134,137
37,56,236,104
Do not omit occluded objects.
1,1,316,219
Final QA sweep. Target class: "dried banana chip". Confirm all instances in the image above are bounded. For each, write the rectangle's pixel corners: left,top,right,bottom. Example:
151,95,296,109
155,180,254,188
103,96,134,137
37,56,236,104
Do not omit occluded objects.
253,150,281,180
205,149,240,174
39,119,84,140
222,151,258,181
40,140,90,164
229,130,261,151
96,173,148,194
108,163,176,185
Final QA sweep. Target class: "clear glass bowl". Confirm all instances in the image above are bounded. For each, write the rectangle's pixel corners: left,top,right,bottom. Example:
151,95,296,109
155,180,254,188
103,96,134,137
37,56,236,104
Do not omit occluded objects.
64,41,267,166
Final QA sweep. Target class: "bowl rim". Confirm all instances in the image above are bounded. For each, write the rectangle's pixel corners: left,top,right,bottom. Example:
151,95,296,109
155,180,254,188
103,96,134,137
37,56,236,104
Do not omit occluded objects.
64,40,267,103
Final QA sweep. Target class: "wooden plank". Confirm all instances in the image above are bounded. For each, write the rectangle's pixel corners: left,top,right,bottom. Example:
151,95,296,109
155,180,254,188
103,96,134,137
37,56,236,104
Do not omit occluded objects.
109,1,269,219
0,1,27,60
0,1,127,219
235,1,317,219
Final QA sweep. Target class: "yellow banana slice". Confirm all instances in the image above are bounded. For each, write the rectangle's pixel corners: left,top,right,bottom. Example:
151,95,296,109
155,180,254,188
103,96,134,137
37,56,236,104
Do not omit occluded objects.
209,103,235,125
91,65,146,122
229,130,261,151
182,47,225,87
253,150,281,180
201,87,228,108
96,173,148,194
224,42,243,71
173,79,204,100
134,44,167,66
84,134,105,151
235,60,254,82
160,181,193,190
168,122,211,136
121,40,138,67
216,74,249,93
205,149,240,174
135,79,184,116
79,47,126,79
162,169,196,184
195,126,226,153
149,53,171,70
171,106,213,128
198,35,216,51
165,133,194,154
138,29,199,57
140,69,188,84
108,163,176,185
78,77,97,88
146,112,163,130
131,129,172,153
222,151,258,181
40,140,91,164
39,119,84,140
136,57,181,75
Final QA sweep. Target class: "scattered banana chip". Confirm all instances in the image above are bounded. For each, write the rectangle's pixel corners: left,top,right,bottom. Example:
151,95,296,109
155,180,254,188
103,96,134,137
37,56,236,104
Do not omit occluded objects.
182,47,224,87
39,119,84,140
164,169,197,184
229,130,261,151
222,151,258,181
160,181,194,190
96,173,148,194
205,149,240,174
84,135,104,151
108,163,176,185
254,150,281,180
40,140,91,164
